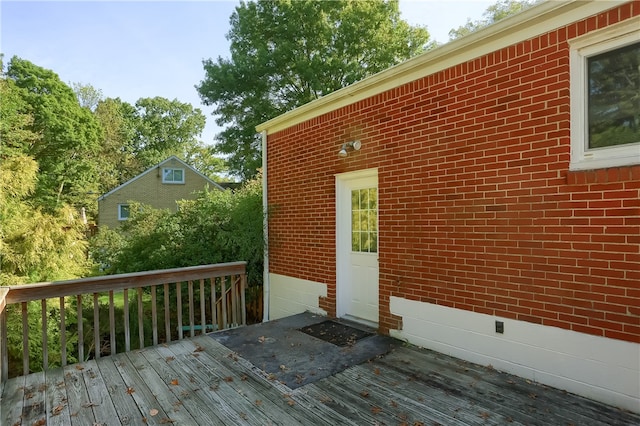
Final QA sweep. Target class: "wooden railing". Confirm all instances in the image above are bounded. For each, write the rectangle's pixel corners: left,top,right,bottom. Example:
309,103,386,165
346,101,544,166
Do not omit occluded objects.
0,262,247,383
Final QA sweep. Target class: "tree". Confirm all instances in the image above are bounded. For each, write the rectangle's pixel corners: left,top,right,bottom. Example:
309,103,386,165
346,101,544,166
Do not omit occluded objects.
132,97,207,169
448,0,537,40
92,97,141,192
6,57,103,210
198,0,432,180
73,82,103,111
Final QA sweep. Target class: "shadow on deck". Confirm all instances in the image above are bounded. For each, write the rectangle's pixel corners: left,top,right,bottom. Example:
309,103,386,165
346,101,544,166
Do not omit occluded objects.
2,312,639,425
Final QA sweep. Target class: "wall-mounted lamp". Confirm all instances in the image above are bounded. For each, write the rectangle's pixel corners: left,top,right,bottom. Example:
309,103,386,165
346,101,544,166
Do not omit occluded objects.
338,140,362,157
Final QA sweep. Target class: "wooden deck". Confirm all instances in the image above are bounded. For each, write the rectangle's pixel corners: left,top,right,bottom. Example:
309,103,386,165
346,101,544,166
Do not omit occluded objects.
2,333,639,426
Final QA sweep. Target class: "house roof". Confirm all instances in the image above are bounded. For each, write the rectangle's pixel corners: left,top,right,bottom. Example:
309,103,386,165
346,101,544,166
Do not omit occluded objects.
256,0,627,135
97,155,224,201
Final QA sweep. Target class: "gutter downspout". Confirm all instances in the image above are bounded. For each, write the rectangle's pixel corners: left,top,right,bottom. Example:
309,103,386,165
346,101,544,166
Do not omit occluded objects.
261,130,270,323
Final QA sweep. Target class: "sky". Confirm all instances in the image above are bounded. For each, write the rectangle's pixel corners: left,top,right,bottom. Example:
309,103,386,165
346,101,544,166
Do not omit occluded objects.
0,0,493,145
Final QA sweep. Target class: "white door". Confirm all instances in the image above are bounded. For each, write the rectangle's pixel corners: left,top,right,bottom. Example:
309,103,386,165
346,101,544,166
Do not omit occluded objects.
336,170,379,324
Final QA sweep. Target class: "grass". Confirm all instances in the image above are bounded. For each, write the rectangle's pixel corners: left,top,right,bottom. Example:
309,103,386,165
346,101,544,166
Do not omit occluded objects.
97,290,151,309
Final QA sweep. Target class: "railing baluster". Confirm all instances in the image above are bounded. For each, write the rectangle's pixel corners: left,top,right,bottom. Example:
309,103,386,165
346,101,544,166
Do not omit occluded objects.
22,302,28,376
188,280,194,337
176,282,183,340
151,285,158,346
0,306,7,382
200,279,206,335
221,277,227,330
137,288,144,349
231,276,238,327
93,293,100,359
210,278,217,331
41,299,48,370
60,297,66,366
109,291,116,355
77,294,84,362
240,273,247,326
164,283,170,342
123,289,130,352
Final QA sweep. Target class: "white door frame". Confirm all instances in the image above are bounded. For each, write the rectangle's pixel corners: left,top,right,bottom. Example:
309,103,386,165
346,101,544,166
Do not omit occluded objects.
335,168,378,322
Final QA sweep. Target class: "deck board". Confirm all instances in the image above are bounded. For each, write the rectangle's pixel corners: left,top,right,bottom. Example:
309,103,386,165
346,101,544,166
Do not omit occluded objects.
44,367,71,426
2,331,639,425
62,363,96,425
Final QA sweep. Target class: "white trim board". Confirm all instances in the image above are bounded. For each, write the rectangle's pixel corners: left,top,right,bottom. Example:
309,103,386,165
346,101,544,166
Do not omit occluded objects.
389,296,640,413
268,273,327,320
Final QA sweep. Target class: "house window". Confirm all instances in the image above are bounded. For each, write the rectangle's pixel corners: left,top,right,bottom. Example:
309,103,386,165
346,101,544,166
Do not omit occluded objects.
351,188,377,253
118,204,130,221
569,18,640,170
162,168,185,184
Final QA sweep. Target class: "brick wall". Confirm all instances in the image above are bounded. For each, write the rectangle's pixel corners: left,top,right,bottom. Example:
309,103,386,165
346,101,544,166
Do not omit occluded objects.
267,3,639,343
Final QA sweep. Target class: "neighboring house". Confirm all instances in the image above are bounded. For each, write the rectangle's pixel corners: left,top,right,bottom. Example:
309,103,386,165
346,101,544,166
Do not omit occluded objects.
257,1,639,413
97,156,223,229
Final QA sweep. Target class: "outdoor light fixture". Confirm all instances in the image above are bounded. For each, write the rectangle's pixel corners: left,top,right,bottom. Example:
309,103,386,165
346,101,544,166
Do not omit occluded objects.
338,140,362,157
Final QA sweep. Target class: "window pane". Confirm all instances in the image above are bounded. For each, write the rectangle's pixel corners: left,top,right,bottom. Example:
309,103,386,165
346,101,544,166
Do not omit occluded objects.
350,186,377,253
368,188,377,210
352,211,360,231
588,42,640,149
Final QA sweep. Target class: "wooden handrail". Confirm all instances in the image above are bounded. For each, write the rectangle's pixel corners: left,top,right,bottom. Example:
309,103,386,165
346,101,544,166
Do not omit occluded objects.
0,262,247,383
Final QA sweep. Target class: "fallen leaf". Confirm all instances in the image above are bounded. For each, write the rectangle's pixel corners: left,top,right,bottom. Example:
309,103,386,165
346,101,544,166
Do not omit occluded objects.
371,406,382,414
279,365,287,371
126,387,135,395
240,375,248,381
390,400,398,408
52,404,65,416
193,345,204,352
479,411,490,419
373,368,380,375
255,400,262,406
165,356,175,362
360,390,370,398
33,419,46,426
82,402,98,408
223,376,234,382
160,418,176,424
258,336,265,343
75,365,85,371
150,409,159,416
170,379,179,386
287,399,295,406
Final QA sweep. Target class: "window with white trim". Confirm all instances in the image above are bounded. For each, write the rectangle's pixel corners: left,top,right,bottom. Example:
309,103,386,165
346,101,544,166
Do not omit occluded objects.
569,18,640,170
162,168,185,184
118,204,130,221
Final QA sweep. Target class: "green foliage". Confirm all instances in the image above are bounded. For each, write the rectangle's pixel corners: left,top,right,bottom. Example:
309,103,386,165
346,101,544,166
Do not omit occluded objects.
6,56,103,210
197,0,432,180
448,0,537,40
132,96,207,169
90,175,264,286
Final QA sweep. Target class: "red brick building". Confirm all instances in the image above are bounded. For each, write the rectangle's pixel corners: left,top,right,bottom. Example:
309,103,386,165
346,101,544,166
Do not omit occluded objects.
258,1,639,412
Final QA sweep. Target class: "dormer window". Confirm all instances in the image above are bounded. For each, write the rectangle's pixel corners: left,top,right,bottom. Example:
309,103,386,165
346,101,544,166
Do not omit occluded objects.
162,168,185,184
